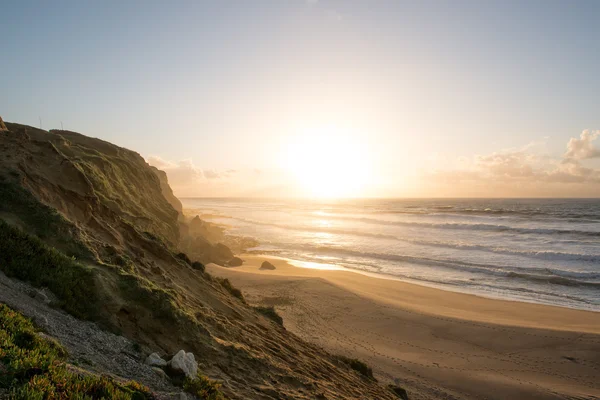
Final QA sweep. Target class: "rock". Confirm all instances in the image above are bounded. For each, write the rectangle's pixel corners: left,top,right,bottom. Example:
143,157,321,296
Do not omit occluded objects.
168,350,198,379
35,290,50,304
180,234,234,265
260,261,276,270
151,367,170,381
30,288,52,305
190,215,203,230
0,117,7,132
228,257,243,267
214,243,234,262
146,352,167,368
150,166,183,220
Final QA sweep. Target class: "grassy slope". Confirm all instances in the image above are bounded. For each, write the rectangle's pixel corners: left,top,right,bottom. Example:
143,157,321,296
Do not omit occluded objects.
0,303,153,399
0,123,399,400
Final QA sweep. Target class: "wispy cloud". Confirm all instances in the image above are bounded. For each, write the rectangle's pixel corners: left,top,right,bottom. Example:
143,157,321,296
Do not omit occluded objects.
147,156,204,182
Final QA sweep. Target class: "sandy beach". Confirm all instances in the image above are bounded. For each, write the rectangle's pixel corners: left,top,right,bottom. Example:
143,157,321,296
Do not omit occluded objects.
208,255,600,400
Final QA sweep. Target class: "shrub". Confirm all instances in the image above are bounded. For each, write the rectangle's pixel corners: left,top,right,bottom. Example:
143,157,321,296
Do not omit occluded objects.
176,252,192,265
216,278,245,302
388,384,409,400
254,306,283,326
183,373,225,400
0,220,100,320
0,304,152,399
191,261,205,273
118,273,182,322
0,182,91,259
336,355,375,380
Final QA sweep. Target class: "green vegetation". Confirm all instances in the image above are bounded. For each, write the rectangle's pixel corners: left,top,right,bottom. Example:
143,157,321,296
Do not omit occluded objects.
216,278,245,303
388,384,409,400
0,219,184,328
183,373,225,400
336,355,375,380
253,306,283,326
0,219,100,320
0,182,91,259
0,303,151,400
175,252,192,265
118,273,183,322
191,261,205,273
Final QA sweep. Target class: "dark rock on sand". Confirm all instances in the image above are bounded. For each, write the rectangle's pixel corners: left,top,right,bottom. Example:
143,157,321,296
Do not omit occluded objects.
260,261,276,270
228,257,243,267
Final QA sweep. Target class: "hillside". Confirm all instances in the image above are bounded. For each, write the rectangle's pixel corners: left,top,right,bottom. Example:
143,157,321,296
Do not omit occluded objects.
0,122,402,399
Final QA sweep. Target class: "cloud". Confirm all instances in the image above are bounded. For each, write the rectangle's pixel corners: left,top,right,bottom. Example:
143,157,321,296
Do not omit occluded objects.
146,156,259,196
203,169,220,179
146,156,205,195
544,159,600,183
475,151,536,178
146,156,204,181
426,129,600,192
564,130,600,160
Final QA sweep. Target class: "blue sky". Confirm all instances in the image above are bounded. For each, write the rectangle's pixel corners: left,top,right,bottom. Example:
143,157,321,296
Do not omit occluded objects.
2,1,600,197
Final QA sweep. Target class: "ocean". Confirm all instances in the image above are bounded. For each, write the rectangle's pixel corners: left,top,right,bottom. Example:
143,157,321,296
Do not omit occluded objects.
182,198,600,311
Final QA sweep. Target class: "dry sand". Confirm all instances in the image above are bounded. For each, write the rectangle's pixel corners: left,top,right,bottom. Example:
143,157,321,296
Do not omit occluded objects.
207,255,600,400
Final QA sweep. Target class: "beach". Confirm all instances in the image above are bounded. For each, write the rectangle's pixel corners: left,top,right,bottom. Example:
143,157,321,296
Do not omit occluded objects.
208,255,600,400
186,198,600,312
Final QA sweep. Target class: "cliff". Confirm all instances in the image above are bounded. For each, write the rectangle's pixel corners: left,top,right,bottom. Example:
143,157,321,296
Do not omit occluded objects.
0,122,399,399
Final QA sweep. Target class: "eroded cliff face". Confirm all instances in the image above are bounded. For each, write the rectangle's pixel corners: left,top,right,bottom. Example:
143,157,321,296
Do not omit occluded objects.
0,122,398,400
1,123,180,251
151,166,184,220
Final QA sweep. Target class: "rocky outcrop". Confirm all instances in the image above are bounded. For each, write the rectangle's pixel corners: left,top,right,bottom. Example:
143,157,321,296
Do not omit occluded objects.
260,261,276,270
0,117,7,131
1,123,180,251
151,166,184,221
228,257,243,267
179,235,234,265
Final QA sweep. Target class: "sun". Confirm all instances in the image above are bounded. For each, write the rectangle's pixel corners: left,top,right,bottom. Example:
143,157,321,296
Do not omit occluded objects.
281,125,371,198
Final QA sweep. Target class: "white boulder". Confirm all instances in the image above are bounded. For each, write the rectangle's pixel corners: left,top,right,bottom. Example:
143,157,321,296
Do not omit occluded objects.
169,350,198,379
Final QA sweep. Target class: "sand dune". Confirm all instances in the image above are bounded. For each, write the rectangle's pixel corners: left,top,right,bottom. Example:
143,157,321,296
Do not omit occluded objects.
208,255,600,400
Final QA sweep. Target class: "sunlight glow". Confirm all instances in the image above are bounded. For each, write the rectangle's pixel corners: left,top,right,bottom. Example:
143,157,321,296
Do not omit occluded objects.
282,124,371,198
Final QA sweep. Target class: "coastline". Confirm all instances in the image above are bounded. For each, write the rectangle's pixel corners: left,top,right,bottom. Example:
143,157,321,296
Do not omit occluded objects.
207,254,600,399
220,254,600,333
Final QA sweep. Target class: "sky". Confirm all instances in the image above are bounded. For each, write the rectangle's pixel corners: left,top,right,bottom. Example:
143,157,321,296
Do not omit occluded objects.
2,0,600,198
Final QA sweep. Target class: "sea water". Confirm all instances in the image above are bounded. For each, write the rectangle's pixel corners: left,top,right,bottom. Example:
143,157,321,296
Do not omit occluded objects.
182,198,600,311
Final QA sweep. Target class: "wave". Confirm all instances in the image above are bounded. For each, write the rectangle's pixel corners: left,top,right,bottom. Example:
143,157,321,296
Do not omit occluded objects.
297,214,600,238
505,272,600,288
214,215,401,240
407,240,600,263
354,205,600,220
278,246,600,289
272,242,600,286
211,215,600,263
